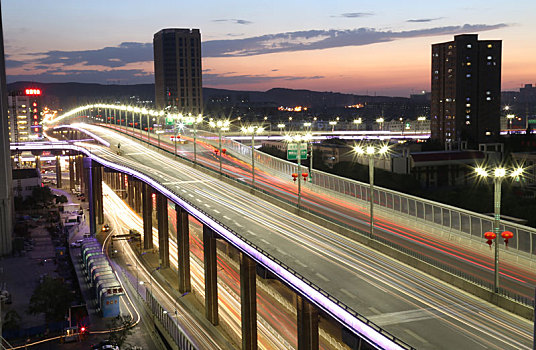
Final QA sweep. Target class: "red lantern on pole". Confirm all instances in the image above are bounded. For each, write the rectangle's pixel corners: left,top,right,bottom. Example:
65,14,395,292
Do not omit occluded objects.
501,231,514,246
291,173,298,182
484,231,496,249
222,148,227,155
214,149,219,155
302,172,308,181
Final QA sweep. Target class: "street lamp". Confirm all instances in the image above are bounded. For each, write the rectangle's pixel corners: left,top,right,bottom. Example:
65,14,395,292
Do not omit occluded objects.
277,123,285,134
376,117,384,131
506,114,515,134
417,116,426,133
354,143,389,238
187,114,203,164
241,125,264,188
474,165,523,293
353,118,362,130
329,120,337,132
209,119,230,174
284,133,312,208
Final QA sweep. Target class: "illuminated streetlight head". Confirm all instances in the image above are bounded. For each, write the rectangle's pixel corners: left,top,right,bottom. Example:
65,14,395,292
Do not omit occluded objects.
353,118,362,124
494,168,506,177
475,167,488,177
417,116,426,121
304,122,312,127
366,146,375,155
209,121,216,128
379,145,389,154
277,123,286,129
354,145,365,155
376,117,384,123
257,126,265,133
511,167,523,177
506,114,515,120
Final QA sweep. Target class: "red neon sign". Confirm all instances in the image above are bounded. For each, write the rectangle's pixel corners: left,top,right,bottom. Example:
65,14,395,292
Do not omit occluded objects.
25,88,41,95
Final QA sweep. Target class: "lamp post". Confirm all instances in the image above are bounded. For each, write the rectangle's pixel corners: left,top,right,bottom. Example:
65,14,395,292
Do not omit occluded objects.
353,118,362,130
376,117,384,131
277,123,285,135
127,106,134,134
329,120,337,132
475,166,523,293
241,125,264,188
506,114,515,134
304,122,314,181
191,114,203,164
285,133,312,208
209,119,230,175
354,143,389,238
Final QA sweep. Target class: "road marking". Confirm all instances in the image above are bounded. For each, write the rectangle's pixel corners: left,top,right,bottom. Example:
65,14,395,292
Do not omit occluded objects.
404,329,429,344
234,222,243,227
315,273,329,282
247,230,257,236
188,194,194,197
213,209,220,214
368,307,381,314
125,152,144,156
339,288,355,299
223,216,231,220
260,239,270,244
204,203,211,208
367,309,438,327
276,248,287,255
294,260,307,267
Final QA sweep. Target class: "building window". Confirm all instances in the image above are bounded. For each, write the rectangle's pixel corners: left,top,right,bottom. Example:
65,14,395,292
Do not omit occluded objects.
466,121,471,125
486,97,492,101
466,104,471,107
467,44,472,49
466,74,471,78
466,62,471,66
487,44,493,48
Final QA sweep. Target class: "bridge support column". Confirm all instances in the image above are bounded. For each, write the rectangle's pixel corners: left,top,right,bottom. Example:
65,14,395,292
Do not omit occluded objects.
127,175,134,208
135,180,142,213
85,158,97,236
240,253,257,350
68,156,75,191
95,166,104,225
176,205,190,293
203,225,219,325
120,173,127,199
156,192,169,268
142,182,153,250
34,155,41,171
55,155,62,188
297,295,319,350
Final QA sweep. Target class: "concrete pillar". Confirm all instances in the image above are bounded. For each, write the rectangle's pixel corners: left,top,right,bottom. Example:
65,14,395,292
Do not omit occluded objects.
240,253,257,350
75,155,81,187
85,158,97,236
297,295,319,350
96,167,104,225
157,192,169,268
55,155,62,188
34,155,41,171
68,155,75,191
203,225,219,325
176,205,190,293
127,175,134,208
142,182,153,250
135,180,142,213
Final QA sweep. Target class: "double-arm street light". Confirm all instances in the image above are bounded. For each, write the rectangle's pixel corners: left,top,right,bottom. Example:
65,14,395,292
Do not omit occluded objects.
475,165,523,293
506,114,515,133
284,133,312,208
241,125,264,188
209,119,230,174
185,114,203,164
354,143,389,238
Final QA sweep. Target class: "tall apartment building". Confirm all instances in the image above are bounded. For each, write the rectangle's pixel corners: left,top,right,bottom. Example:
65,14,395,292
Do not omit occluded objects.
431,34,501,148
7,88,43,142
153,28,202,114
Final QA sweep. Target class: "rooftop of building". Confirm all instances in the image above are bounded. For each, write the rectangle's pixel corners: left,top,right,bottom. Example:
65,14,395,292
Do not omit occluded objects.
12,168,40,180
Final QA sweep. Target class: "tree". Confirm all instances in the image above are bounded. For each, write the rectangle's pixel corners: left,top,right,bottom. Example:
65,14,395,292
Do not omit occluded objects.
31,186,54,206
3,310,21,331
28,276,74,323
56,194,68,204
107,315,134,348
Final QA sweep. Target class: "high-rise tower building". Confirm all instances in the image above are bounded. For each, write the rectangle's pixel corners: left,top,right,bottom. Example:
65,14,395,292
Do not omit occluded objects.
431,34,501,148
153,28,202,114
7,88,43,142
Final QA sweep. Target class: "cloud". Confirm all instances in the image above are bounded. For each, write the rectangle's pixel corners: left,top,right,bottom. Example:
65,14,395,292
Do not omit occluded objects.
203,72,324,86
333,12,374,18
27,42,153,68
407,18,443,23
6,69,153,84
213,19,252,25
202,23,508,57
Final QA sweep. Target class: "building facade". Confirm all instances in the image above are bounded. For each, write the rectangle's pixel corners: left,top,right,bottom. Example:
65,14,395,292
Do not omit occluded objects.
7,88,43,142
153,28,202,114
431,34,501,148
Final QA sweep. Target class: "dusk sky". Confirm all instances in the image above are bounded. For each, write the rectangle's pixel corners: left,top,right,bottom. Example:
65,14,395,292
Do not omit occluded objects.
3,0,535,96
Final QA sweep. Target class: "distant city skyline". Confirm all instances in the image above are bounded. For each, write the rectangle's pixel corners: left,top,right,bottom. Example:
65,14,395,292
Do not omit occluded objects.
2,0,535,97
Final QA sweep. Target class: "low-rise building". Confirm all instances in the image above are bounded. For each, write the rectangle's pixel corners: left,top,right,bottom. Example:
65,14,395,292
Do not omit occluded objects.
12,168,41,198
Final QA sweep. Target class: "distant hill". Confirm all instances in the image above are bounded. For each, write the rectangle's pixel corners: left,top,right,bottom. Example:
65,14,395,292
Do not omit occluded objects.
7,82,413,111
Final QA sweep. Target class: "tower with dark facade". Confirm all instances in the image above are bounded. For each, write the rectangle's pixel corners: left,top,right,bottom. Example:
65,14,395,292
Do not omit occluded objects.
431,34,502,148
153,28,202,115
